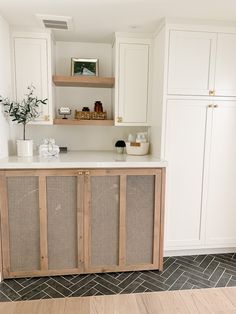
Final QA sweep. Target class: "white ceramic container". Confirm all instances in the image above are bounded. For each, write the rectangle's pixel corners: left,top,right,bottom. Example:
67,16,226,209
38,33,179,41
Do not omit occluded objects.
126,142,149,156
17,139,33,157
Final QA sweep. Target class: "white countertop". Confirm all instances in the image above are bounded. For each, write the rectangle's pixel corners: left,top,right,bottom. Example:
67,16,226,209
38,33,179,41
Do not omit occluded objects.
0,151,167,169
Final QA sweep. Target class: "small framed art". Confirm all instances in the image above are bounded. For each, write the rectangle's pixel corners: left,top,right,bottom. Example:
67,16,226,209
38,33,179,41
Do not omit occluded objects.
71,58,99,76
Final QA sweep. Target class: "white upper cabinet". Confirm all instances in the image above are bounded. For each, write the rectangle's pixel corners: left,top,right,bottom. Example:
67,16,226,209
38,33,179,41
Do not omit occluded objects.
167,31,216,96
12,32,54,124
167,30,236,97
114,36,151,126
214,34,236,96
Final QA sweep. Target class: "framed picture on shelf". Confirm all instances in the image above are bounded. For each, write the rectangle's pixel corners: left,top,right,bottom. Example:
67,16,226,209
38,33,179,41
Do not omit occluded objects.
71,58,99,76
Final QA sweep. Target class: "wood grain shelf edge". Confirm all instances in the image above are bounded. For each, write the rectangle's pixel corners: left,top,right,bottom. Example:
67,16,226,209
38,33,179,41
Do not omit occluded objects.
52,75,115,88
53,119,114,126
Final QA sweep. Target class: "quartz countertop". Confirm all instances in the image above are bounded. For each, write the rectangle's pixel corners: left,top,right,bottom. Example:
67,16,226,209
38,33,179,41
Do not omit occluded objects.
0,151,167,169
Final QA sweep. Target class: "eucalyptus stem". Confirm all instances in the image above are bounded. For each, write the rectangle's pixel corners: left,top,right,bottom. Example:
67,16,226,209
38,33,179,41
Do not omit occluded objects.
0,85,47,140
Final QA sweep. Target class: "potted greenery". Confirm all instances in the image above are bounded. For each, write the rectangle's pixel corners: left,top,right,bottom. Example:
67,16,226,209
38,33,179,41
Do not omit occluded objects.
0,85,47,157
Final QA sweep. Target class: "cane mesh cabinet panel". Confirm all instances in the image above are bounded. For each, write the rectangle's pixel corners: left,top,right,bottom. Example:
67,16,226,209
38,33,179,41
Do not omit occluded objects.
46,176,78,270
126,175,155,265
90,175,120,267
7,176,40,272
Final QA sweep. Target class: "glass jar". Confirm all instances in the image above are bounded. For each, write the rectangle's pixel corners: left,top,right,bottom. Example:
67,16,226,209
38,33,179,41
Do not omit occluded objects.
94,101,103,112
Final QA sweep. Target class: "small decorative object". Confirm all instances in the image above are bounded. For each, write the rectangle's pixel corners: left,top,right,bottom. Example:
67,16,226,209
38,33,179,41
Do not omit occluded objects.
58,107,71,119
136,132,148,143
75,110,107,120
82,107,90,111
90,111,107,120
75,110,91,120
39,138,60,157
128,133,135,142
59,146,68,153
71,58,99,76
0,85,47,157
94,101,103,112
115,140,126,154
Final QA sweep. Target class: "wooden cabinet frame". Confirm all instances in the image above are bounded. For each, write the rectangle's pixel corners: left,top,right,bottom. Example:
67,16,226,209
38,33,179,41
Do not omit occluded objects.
0,168,165,279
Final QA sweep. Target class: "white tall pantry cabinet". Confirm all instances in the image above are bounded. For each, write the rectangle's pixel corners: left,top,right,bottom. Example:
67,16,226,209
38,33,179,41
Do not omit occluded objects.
151,22,236,254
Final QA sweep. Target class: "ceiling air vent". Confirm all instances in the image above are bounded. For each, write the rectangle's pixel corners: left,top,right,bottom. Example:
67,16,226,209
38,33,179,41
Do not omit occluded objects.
36,14,73,31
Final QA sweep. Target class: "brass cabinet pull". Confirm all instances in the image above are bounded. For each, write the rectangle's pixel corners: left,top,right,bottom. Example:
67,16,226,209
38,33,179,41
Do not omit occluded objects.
208,104,213,108
117,117,122,123
213,105,218,108
209,90,215,96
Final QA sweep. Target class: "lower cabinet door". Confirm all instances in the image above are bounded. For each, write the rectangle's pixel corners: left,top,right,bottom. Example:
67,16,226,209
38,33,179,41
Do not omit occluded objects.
126,174,158,266
1,175,41,276
46,174,82,271
164,100,209,249
205,102,236,246
86,169,164,273
0,170,83,278
86,171,120,271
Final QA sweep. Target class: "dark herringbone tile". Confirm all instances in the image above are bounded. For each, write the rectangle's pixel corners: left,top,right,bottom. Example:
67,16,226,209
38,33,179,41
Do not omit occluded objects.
1,253,236,302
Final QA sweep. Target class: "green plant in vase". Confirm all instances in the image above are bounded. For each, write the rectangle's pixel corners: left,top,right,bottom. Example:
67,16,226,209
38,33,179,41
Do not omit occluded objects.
0,85,47,156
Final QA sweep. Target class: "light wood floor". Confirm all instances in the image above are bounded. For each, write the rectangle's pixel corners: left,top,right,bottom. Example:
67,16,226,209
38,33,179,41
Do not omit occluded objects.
0,287,236,313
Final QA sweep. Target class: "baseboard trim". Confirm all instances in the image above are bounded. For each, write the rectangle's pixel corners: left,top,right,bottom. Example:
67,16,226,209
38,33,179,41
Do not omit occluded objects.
164,247,236,257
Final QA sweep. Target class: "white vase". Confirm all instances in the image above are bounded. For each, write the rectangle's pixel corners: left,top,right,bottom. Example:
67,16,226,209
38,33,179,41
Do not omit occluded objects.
17,139,33,157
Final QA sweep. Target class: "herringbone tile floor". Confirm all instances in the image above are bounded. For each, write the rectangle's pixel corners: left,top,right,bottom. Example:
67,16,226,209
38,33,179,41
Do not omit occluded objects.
1,253,236,302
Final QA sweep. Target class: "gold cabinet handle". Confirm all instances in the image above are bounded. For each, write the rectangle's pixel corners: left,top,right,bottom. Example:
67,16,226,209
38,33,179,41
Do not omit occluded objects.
209,90,215,96
213,105,218,108
208,104,213,108
117,117,122,123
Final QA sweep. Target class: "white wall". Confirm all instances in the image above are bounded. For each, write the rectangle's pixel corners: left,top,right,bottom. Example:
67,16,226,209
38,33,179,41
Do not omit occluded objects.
0,15,11,158
9,40,145,154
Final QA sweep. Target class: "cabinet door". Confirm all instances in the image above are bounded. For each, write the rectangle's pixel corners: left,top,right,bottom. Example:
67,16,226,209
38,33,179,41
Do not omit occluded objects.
168,31,216,96
0,174,41,277
116,43,149,125
215,34,236,96
13,37,49,121
125,170,163,269
46,173,83,272
85,171,120,271
85,169,164,272
205,102,236,246
0,170,83,278
164,100,210,249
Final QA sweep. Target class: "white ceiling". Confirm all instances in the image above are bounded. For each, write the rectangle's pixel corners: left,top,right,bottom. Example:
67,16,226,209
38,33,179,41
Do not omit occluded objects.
1,0,236,42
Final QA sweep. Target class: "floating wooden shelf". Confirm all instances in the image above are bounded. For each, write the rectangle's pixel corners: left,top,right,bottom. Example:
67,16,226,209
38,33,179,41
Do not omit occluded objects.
54,119,114,126
52,75,115,88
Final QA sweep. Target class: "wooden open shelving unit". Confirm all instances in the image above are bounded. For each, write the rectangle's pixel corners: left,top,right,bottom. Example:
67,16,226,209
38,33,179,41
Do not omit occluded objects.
53,119,114,126
52,75,115,88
